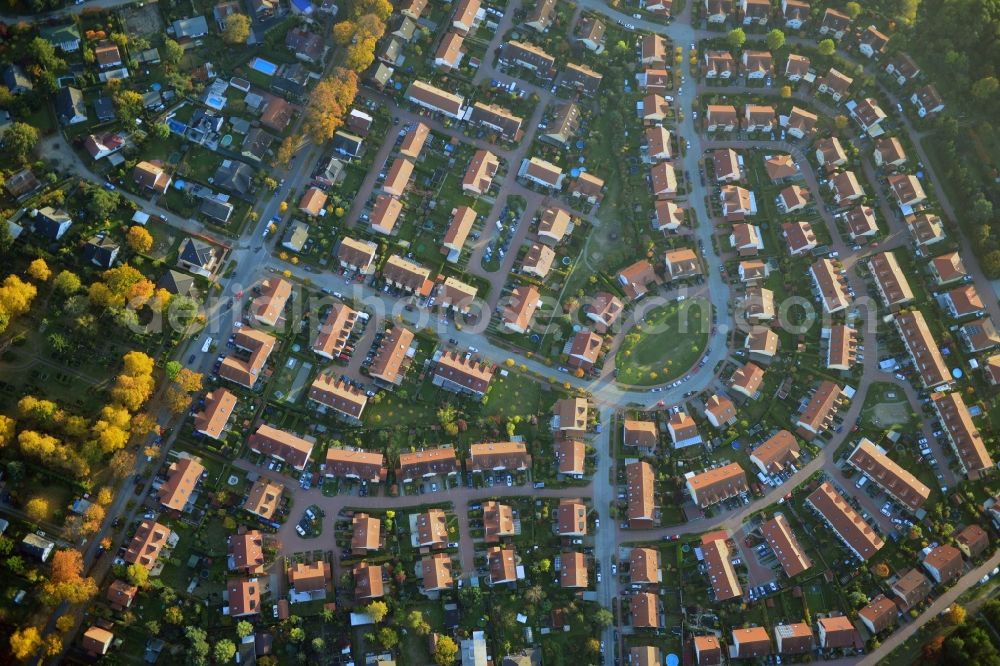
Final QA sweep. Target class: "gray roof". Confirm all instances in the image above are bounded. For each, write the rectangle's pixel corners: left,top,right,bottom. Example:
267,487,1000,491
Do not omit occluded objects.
173,15,209,38
199,197,235,222
2,64,32,92
158,269,196,296
55,86,86,123
179,237,216,267
213,160,254,195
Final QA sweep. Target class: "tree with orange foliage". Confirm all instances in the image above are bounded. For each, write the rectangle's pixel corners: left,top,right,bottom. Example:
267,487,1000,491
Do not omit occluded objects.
43,549,98,604
332,20,356,45
175,368,203,393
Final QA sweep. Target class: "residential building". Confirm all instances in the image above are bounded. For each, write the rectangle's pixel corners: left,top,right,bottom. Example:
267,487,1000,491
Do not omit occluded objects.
463,149,500,195
859,595,898,634
817,616,857,649
159,456,205,513
502,285,541,333
810,258,850,314
483,501,515,543
848,438,930,511
827,324,858,371
922,544,963,584
891,568,933,610
795,380,843,436
623,420,658,453
397,447,460,483
352,513,382,555
762,515,811,577
704,394,737,428
557,499,588,536
432,350,494,397
626,461,656,528
869,251,914,309
732,627,771,659
774,623,814,654
354,562,384,599
685,463,748,508
219,328,275,389
668,410,702,448
730,362,765,398
702,535,741,601
248,424,314,471
468,441,532,472
705,104,738,132
243,477,283,521
369,326,415,386
309,376,368,422
932,392,993,478
749,430,800,475
124,519,173,570
806,482,884,561
894,311,951,389
560,551,588,588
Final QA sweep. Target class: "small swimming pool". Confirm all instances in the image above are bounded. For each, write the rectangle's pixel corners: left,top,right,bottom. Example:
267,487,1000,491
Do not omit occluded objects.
249,57,277,76
220,134,233,147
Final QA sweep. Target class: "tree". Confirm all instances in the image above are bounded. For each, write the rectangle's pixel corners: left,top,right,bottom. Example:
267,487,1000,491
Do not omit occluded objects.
377,627,399,650
594,608,614,628
346,38,377,72
949,604,966,625
848,590,869,608
351,0,392,20
27,259,51,283
175,368,203,392
972,76,1000,100
0,415,14,448
982,250,1000,278
43,549,98,604
834,114,848,129
817,39,836,56
165,361,182,381
765,29,785,51
186,626,210,666
109,449,136,478
53,270,81,295
406,609,431,635
2,122,39,163
366,600,389,623
163,39,184,66
586,638,601,655
0,274,38,333
434,636,458,666
113,90,145,121
89,187,121,220
29,37,65,71
332,20,356,45
780,84,792,98
276,135,298,166
126,562,149,586
24,496,49,522
845,1,861,18
164,606,184,625
237,620,254,638
55,616,75,634
126,226,154,253
10,626,41,661
213,639,237,663
872,562,890,578
153,122,171,139
222,14,251,44
43,635,62,657
727,28,746,50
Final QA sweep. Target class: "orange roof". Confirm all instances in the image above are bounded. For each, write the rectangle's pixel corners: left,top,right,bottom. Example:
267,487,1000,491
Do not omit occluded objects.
254,278,292,326
220,328,276,388
703,537,741,600
194,389,238,440
298,187,327,216
369,326,415,384
848,438,930,510
124,519,172,570
229,530,265,574
288,561,329,593
243,477,284,520
761,515,811,577
248,424,314,470
685,463,748,507
228,577,261,616
806,482,884,560
354,561,384,598
159,457,205,511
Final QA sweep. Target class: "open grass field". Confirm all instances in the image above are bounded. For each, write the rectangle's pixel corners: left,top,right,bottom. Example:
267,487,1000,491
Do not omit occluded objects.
615,299,710,385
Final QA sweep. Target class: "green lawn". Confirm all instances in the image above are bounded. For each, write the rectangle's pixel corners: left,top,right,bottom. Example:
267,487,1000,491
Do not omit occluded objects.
615,299,710,385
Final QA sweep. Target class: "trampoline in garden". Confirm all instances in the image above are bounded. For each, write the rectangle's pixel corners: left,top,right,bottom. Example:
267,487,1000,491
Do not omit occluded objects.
220,134,233,147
